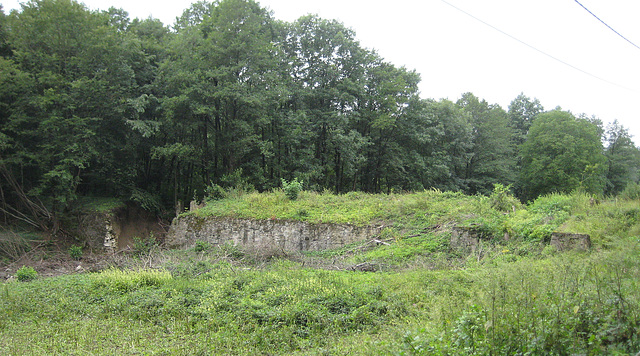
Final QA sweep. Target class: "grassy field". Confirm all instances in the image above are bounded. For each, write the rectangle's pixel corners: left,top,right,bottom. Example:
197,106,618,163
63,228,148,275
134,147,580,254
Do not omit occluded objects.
1,188,640,355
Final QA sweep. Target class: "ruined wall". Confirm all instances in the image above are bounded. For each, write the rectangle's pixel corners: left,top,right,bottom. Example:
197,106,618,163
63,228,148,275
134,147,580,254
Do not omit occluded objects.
166,216,383,251
550,232,591,251
75,204,164,250
450,227,592,253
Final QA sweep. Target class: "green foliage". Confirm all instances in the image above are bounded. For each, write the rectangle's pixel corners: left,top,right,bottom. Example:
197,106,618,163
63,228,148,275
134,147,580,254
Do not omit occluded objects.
363,232,449,263
395,246,640,355
194,240,210,252
68,244,82,260
604,120,640,195
620,181,640,200
129,189,162,213
196,189,483,227
3,191,640,354
15,265,37,282
456,93,517,195
489,183,521,212
520,110,606,200
204,183,226,202
132,236,158,256
281,178,304,201
74,197,126,213
0,0,631,237
91,268,172,293
2,240,639,355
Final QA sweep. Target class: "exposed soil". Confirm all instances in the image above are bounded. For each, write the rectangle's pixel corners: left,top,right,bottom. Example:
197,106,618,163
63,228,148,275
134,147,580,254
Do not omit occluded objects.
0,243,130,281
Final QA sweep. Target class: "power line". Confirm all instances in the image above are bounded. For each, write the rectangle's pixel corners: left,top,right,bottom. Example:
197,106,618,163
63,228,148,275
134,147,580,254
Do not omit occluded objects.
573,0,640,52
439,0,636,92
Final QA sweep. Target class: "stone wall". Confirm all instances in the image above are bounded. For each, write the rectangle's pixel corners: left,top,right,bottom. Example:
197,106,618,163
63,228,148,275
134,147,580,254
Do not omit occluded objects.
166,215,383,251
550,232,591,251
76,212,119,250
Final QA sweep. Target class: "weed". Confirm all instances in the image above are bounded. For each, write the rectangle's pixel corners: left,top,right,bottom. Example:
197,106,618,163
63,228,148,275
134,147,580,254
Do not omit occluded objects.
15,266,37,282
281,178,304,201
133,236,158,256
194,240,211,252
69,244,83,260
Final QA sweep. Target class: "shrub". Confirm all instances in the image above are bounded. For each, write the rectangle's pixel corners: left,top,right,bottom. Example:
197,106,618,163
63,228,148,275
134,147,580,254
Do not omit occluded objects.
204,183,227,202
133,236,158,256
69,245,82,260
16,266,37,282
489,184,521,212
91,268,172,293
194,240,211,252
620,182,640,200
281,178,303,201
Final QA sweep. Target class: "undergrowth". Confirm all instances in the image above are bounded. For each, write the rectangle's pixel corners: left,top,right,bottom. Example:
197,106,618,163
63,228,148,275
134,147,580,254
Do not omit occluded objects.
2,189,640,355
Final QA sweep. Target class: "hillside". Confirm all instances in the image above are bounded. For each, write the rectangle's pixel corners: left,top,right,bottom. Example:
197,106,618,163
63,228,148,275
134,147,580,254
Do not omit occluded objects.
1,188,639,355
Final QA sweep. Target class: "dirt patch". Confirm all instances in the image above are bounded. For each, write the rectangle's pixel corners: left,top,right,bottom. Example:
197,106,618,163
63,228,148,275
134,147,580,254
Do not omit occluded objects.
1,245,112,281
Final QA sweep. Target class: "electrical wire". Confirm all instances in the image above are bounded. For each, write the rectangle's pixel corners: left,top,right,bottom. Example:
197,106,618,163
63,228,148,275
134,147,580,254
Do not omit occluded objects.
439,0,636,92
573,0,640,52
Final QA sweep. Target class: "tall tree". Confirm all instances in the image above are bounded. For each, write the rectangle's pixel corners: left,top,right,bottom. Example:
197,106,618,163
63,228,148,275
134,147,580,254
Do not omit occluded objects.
508,93,543,146
157,0,282,205
604,120,640,195
1,0,155,229
520,110,606,200
456,93,516,195
282,14,370,191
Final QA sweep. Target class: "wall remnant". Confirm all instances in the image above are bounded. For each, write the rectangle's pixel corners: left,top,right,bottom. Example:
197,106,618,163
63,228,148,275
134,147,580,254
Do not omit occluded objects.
550,232,591,251
450,226,485,253
75,204,165,251
166,215,383,251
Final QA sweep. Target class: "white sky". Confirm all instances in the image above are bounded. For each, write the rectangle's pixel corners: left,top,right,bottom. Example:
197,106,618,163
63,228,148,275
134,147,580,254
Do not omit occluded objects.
3,0,640,142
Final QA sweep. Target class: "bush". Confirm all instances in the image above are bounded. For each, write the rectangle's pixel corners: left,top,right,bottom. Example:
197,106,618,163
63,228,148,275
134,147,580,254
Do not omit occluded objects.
91,268,172,293
194,240,211,252
133,236,158,256
16,266,38,282
281,178,304,200
69,245,82,260
620,182,640,200
204,183,227,202
489,184,521,212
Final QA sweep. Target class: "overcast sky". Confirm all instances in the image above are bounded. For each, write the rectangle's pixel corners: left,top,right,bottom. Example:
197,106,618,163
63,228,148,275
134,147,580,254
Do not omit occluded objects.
3,0,640,141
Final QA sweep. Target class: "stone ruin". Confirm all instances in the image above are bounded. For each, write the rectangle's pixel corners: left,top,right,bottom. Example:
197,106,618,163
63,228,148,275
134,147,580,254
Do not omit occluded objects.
450,227,592,253
75,204,166,251
549,232,591,251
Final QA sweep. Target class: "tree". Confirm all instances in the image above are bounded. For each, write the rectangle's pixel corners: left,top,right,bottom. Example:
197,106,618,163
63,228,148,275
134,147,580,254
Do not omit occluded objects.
0,5,11,57
603,120,640,195
520,110,606,200
508,93,543,146
157,0,282,205
1,0,157,230
456,93,516,195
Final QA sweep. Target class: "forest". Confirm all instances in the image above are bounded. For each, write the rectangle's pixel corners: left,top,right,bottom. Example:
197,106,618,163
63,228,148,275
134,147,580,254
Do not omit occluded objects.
1,0,640,234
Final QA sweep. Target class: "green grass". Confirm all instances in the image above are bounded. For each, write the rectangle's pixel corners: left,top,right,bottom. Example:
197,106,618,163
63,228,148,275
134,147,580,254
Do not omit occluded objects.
2,189,640,354
74,196,126,213
193,189,480,226
1,242,639,355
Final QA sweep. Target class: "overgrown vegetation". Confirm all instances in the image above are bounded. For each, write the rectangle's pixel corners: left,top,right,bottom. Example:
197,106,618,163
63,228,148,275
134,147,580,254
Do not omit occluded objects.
2,189,640,354
1,0,639,238
1,0,639,353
